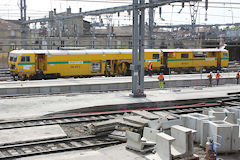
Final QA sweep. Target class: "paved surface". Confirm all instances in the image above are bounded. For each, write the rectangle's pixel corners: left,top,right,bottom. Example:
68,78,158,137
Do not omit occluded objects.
0,72,237,88
0,125,66,146
0,84,239,120
18,143,240,160
19,144,145,160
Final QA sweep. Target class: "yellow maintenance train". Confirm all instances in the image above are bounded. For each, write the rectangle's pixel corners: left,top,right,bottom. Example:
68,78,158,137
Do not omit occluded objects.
8,48,229,80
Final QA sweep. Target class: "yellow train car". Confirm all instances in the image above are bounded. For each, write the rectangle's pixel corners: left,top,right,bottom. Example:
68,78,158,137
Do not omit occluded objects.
161,48,229,73
8,48,229,80
8,49,162,80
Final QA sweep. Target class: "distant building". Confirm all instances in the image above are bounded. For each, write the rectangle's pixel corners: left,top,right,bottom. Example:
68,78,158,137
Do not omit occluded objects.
0,19,22,67
0,19,22,53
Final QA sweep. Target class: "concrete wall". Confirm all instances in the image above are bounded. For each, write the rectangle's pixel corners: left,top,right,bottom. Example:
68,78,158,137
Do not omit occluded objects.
0,77,237,96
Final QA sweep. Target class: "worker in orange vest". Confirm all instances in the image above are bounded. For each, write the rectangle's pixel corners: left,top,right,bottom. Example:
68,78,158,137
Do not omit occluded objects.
158,73,164,89
216,70,221,86
207,72,213,87
147,62,153,76
236,71,240,84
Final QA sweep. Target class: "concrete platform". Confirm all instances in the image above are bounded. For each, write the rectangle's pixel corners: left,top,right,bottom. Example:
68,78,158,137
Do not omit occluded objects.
0,84,240,121
0,125,67,146
0,72,237,96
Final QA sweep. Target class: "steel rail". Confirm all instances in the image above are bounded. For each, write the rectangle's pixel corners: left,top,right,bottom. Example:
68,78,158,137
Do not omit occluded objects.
0,135,120,159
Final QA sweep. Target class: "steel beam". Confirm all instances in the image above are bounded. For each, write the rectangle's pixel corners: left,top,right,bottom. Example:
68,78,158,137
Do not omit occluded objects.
22,0,201,24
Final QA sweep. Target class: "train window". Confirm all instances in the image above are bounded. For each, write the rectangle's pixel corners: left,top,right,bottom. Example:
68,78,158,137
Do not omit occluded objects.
21,56,30,62
91,62,101,72
212,52,216,56
26,56,30,62
10,55,13,61
21,56,26,62
223,52,228,58
13,55,17,62
153,54,159,59
181,53,188,59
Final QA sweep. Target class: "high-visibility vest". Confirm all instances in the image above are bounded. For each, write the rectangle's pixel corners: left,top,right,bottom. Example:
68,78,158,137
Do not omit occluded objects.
208,74,212,80
148,63,152,70
236,72,239,79
158,75,164,81
216,73,220,80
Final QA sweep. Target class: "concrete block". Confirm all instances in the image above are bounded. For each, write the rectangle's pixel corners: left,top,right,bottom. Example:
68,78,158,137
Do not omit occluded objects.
39,87,50,94
90,85,101,91
79,85,91,92
208,108,235,124
126,131,154,152
228,106,240,122
200,120,239,153
181,113,214,143
50,86,61,93
29,87,40,94
0,125,67,145
123,116,149,126
132,110,159,120
146,132,175,160
142,127,159,143
153,111,177,120
100,84,109,91
148,119,168,130
6,88,18,95
161,119,183,130
0,89,6,95
59,86,70,93
170,125,194,157
17,88,29,94
70,85,81,92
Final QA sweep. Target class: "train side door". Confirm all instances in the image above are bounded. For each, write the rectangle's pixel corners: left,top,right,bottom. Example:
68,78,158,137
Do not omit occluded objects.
35,54,47,72
216,52,221,70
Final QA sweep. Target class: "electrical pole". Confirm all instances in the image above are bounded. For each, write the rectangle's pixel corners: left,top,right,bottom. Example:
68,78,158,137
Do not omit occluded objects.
130,0,145,97
148,0,154,48
20,0,27,49
131,0,201,97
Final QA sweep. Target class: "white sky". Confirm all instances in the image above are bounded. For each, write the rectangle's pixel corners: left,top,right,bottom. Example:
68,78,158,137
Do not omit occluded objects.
0,0,240,26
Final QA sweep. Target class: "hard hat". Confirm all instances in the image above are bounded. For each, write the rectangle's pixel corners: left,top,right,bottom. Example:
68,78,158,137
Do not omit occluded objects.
210,72,212,74
217,70,220,73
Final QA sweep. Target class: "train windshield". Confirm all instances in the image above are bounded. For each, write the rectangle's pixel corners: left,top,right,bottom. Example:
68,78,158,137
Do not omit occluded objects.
13,54,17,62
9,54,14,62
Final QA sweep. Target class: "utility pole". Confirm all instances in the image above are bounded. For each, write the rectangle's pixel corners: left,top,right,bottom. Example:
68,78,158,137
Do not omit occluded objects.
130,0,145,97
148,0,154,48
20,0,27,49
131,0,201,97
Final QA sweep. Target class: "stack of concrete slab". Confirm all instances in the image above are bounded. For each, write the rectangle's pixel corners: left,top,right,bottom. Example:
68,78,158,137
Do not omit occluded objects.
181,111,240,153
145,125,196,160
90,110,179,138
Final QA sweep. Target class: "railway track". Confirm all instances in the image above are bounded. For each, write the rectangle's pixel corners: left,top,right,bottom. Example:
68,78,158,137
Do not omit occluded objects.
0,69,11,81
0,102,221,131
0,99,236,159
0,135,120,159
0,112,122,130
